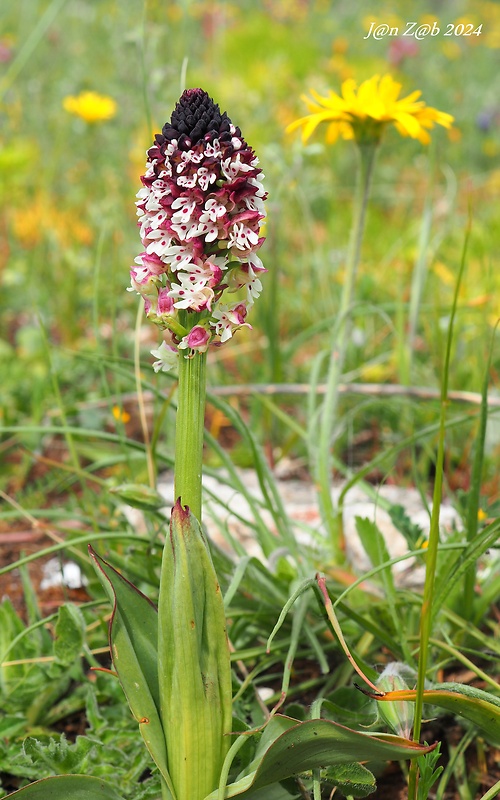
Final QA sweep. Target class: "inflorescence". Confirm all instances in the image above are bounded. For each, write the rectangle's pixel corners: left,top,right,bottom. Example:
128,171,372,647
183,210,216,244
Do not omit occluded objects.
131,89,267,371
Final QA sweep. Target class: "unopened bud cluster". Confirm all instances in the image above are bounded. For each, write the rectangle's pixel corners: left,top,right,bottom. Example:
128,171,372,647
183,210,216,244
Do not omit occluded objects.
131,88,267,371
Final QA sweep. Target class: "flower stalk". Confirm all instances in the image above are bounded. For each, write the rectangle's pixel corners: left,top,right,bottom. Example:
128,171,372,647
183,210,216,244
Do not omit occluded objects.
316,141,378,559
174,344,207,521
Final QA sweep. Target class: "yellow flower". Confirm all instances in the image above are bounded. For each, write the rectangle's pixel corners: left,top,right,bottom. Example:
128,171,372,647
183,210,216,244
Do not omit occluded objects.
63,91,117,123
112,405,131,424
286,74,454,146
10,192,93,248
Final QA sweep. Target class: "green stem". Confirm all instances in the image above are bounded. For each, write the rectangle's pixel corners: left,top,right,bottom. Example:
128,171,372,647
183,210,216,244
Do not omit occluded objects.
174,351,207,522
316,142,378,560
407,399,446,800
407,226,469,800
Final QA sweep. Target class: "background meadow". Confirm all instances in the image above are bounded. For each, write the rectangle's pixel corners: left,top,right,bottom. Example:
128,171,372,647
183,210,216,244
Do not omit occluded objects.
0,1,500,798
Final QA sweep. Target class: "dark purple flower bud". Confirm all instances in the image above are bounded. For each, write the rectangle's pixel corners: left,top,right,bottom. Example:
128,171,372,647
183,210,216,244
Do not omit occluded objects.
161,88,240,150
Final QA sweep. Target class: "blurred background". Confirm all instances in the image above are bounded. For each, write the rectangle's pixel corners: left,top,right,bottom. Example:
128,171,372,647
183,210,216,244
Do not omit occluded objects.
1,0,499,498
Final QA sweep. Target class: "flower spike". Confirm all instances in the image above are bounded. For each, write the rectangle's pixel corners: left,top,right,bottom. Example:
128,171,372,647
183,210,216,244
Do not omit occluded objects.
131,89,267,370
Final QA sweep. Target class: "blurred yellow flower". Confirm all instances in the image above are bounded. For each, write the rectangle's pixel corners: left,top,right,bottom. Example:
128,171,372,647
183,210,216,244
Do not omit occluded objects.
441,41,461,60
10,193,93,248
419,14,440,26
332,36,349,55
482,139,499,157
112,405,131,424
433,261,456,287
485,30,500,48
359,361,395,383
362,14,403,32
63,91,117,123
485,168,500,192
286,74,454,145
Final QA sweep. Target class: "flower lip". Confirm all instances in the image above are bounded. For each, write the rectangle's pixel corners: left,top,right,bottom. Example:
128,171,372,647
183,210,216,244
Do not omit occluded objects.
161,88,242,149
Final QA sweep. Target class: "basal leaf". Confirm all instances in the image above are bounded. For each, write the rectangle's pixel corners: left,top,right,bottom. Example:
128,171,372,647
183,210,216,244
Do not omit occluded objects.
248,717,435,791
89,547,174,797
3,774,126,799
204,715,435,799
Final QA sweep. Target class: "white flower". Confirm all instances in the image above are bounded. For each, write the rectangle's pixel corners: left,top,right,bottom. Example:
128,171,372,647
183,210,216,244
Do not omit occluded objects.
151,341,178,373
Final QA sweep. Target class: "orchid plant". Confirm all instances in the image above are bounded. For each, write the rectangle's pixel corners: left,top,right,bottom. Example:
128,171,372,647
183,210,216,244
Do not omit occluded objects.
4,88,449,800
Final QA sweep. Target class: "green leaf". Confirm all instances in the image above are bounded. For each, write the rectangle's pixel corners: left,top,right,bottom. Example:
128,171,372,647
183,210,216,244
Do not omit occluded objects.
376,683,500,746
432,519,500,617
2,774,126,799
0,714,26,739
204,715,435,799
0,598,37,689
158,501,232,800
322,761,376,797
22,735,95,774
387,504,423,550
88,547,174,798
322,687,377,728
355,518,394,589
109,482,166,511
53,604,85,667
355,518,401,645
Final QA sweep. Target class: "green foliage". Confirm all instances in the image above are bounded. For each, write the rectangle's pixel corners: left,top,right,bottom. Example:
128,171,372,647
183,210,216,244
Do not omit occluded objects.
400,684,500,747
0,0,499,797
52,604,86,669
203,714,434,799
0,599,86,726
0,675,162,797
322,762,377,797
89,549,171,793
0,775,126,800
416,743,444,800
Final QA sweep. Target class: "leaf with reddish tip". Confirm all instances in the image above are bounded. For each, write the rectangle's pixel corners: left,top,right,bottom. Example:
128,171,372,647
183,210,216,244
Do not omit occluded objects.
372,683,500,746
204,714,435,799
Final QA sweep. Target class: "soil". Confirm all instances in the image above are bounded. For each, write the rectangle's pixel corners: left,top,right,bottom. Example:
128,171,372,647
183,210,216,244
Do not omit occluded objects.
1,522,499,799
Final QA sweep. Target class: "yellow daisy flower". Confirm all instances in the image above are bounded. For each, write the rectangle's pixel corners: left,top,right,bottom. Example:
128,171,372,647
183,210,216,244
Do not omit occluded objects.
287,74,454,145
63,90,117,123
